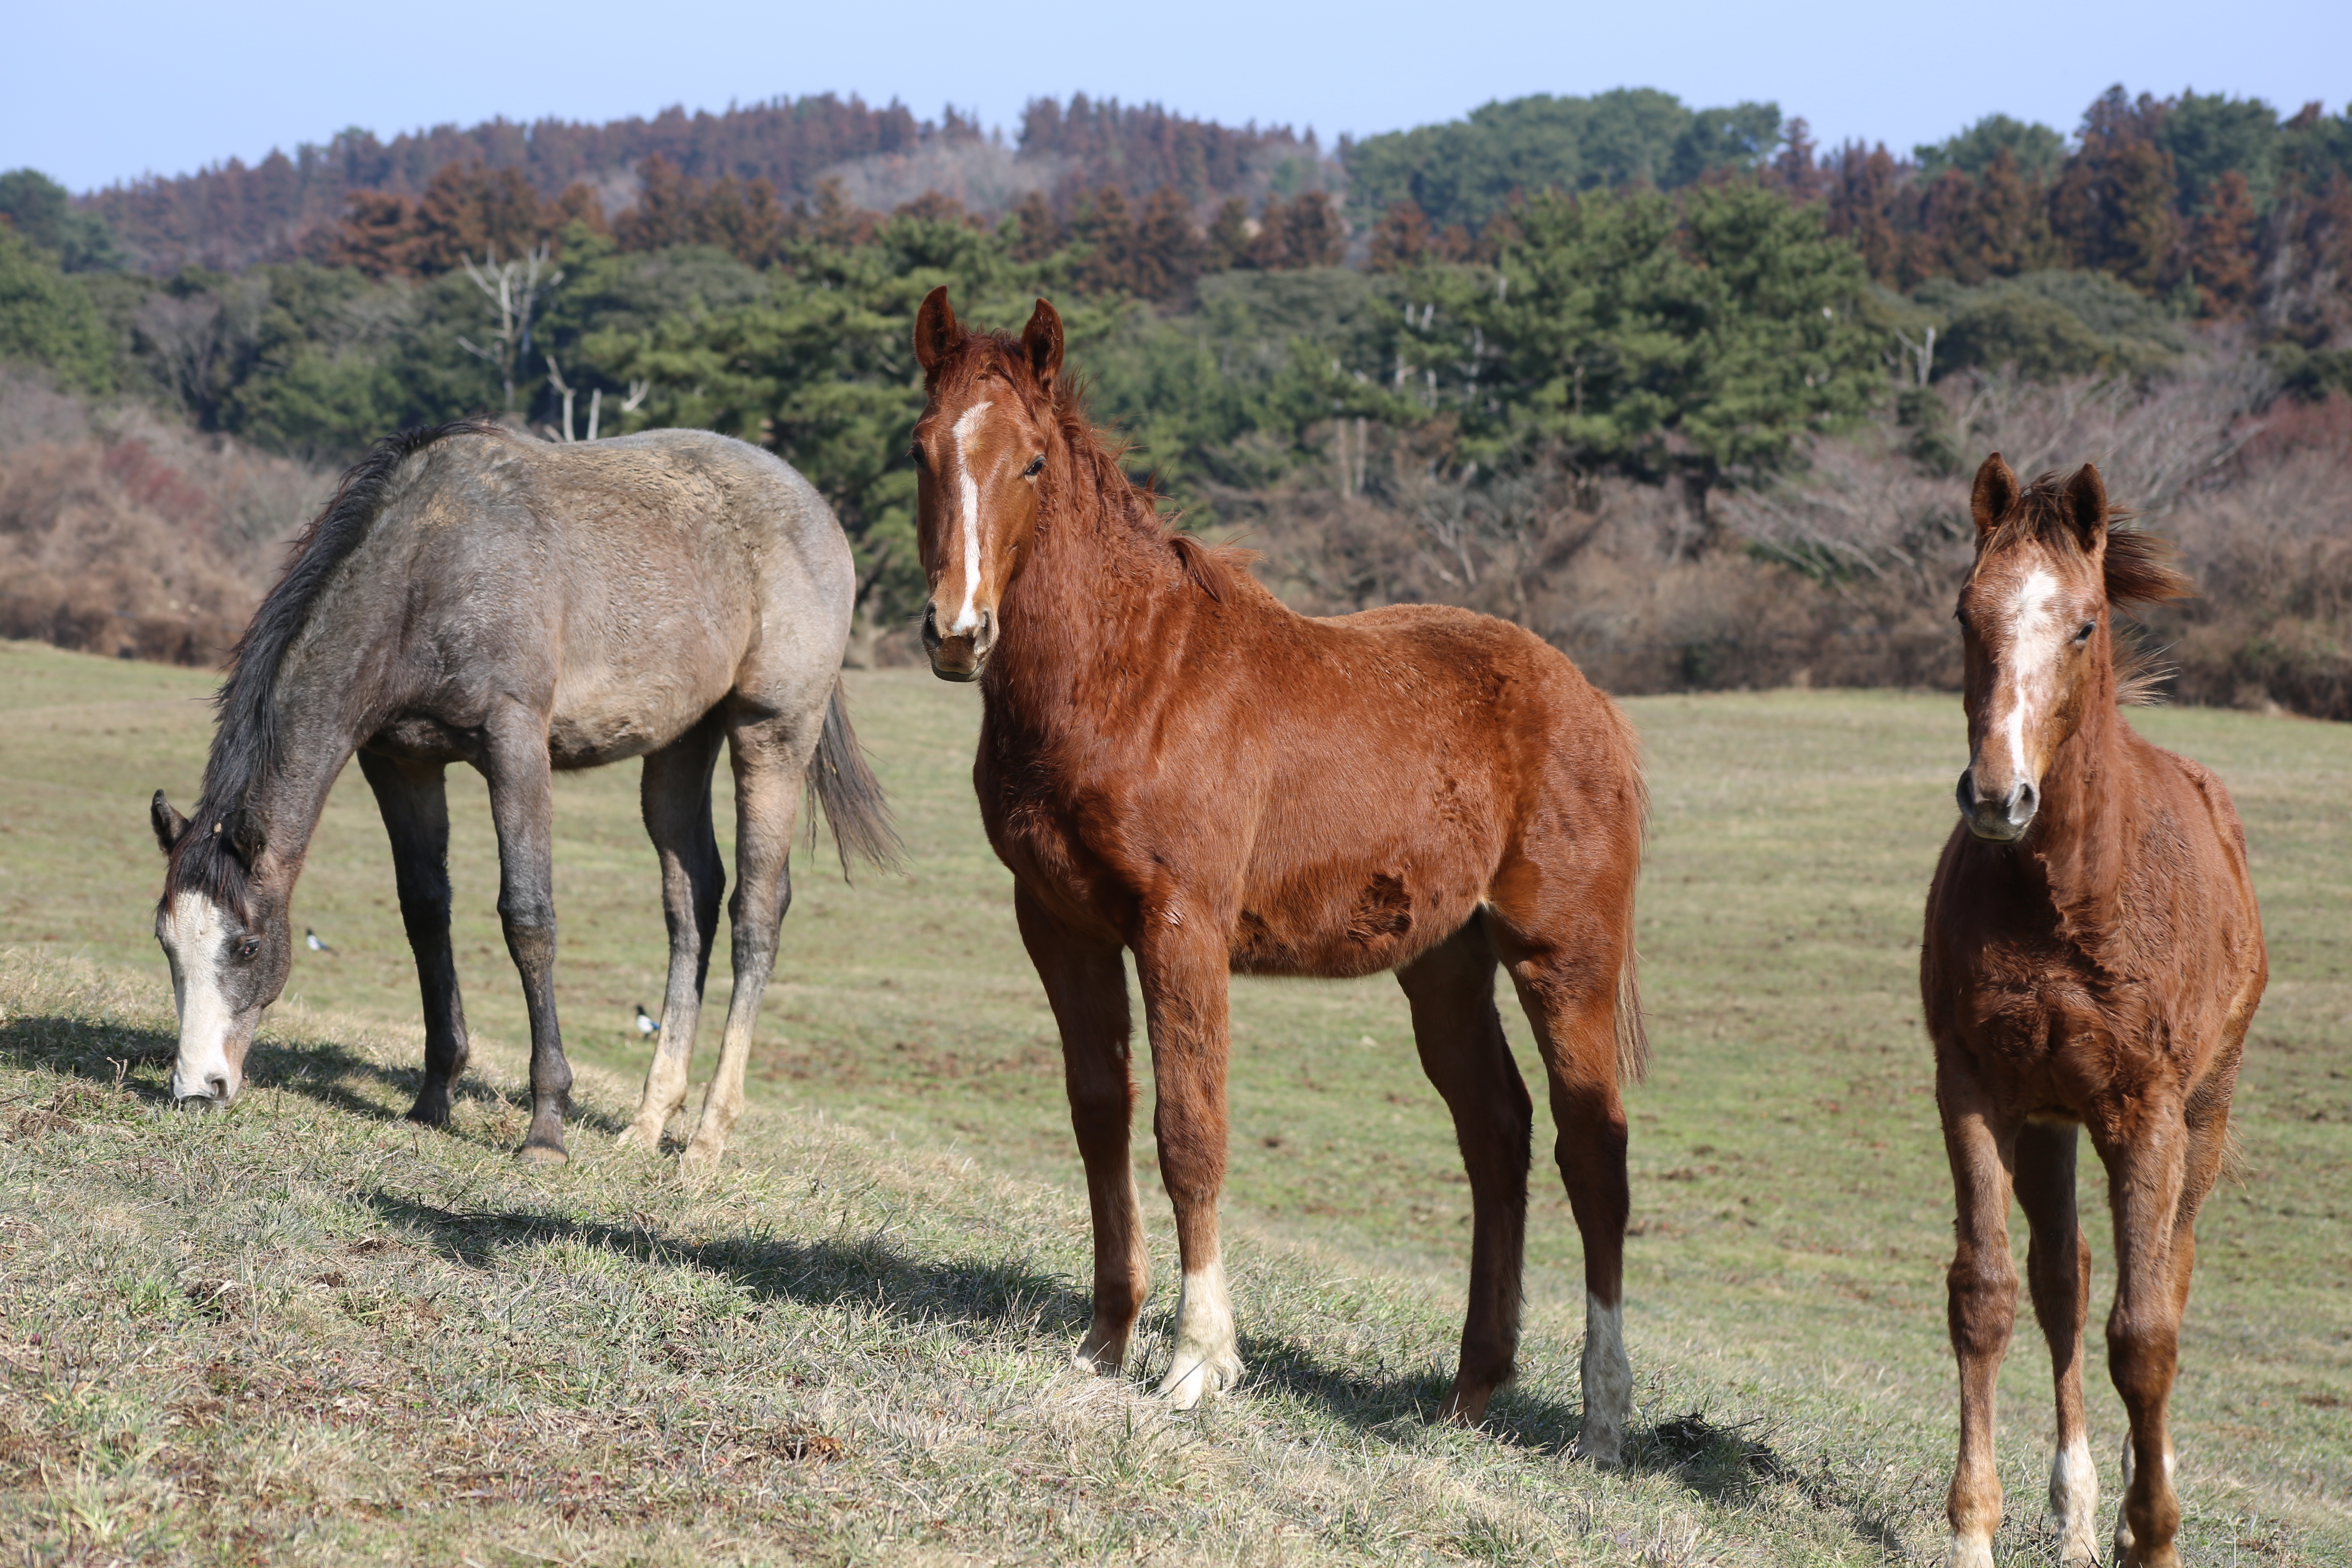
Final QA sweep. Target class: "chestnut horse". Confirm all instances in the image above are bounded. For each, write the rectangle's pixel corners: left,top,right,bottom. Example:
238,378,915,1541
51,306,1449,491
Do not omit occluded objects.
1924,456,2265,1568
908,289,1648,1460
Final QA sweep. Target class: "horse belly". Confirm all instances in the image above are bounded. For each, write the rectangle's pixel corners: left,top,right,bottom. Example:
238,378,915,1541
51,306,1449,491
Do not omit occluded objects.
1230,865,1482,978
547,649,738,768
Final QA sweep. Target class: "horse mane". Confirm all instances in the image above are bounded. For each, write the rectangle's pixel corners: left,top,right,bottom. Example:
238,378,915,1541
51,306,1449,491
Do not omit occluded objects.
941,332,1255,601
166,419,501,910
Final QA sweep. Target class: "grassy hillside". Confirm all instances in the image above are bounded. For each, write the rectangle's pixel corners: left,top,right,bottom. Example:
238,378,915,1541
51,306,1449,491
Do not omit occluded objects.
0,637,2345,1563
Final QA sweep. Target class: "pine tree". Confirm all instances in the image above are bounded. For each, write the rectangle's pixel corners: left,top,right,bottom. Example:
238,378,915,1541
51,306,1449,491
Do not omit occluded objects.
1204,197,1252,270
1070,185,1138,294
2188,169,2259,315
1006,191,1062,263
2050,88,2182,291
323,191,420,278
1368,199,1432,272
1129,186,1202,299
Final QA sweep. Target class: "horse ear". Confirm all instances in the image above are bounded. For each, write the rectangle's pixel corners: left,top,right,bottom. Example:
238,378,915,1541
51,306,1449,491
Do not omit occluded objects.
150,790,188,855
1021,298,1065,390
2064,463,2109,549
1970,452,2019,538
913,286,962,372
223,806,266,866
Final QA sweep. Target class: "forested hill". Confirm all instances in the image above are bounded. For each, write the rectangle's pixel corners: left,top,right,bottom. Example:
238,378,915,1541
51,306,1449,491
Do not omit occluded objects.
71,95,1332,272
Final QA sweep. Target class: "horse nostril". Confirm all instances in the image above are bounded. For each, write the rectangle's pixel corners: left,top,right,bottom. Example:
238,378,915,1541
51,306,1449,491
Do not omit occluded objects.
2009,780,2039,822
204,1073,232,1101
976,606,994,646
1954,770,1977,816
920,604,942,652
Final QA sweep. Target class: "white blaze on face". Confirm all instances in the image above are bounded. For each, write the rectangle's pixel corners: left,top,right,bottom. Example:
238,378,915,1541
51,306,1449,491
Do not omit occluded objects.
1579,1290,1633,1466
1155,1256,1241,1410
161,890,241,1101
949,399,994,634
2049,1434,2100,1564
1995,567,2065,782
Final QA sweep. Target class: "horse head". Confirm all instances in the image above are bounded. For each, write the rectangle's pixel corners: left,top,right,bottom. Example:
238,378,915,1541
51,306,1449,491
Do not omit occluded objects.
149,790,294,1104
909,286,1065,682
1953,454,2137,843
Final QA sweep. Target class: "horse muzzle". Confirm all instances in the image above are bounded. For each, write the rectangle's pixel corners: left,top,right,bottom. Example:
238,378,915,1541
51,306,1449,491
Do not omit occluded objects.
169,1060,242,1107
1956,767,2038,842
923,601,993,683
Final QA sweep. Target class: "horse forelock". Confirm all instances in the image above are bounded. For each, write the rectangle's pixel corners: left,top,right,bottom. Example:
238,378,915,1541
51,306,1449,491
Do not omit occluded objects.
1975,470,2193,611
161,822,254,922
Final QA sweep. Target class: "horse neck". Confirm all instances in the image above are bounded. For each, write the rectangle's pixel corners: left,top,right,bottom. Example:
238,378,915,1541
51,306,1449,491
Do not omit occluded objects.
205,616,400,885
983,452,1190,746
2026,670,2134,913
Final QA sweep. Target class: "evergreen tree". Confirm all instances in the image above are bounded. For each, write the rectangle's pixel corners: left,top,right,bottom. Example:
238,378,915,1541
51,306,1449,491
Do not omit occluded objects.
0,225,115,389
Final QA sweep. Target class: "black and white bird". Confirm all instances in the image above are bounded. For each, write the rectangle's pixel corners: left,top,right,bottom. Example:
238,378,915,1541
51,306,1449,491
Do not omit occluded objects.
634,1004,659,1037
305,927,335,954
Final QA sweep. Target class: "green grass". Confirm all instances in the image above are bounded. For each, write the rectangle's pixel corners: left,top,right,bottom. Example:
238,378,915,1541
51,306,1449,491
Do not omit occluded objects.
0,637,2346,1563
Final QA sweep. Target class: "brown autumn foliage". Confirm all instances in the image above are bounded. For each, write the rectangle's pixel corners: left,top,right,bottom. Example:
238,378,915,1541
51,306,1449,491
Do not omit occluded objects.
0,375,325,664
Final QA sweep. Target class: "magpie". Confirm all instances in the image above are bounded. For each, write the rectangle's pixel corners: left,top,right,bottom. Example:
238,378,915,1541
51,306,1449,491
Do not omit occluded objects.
305,928,335,954
635,1004,659,1037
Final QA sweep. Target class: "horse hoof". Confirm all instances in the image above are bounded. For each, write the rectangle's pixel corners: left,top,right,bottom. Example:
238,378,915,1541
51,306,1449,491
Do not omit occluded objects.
615,1122,661,1152
1575,1422,1625,1470
677,1143,721,1179
1154,1351,1241,1410
515,1141,570,1166
1073,1332,1131,1376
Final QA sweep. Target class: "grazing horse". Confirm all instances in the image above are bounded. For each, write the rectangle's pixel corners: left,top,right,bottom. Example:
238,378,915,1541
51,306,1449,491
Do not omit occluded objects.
149,422,895,1169
1924,455,2265,1568
908,289,1649,1459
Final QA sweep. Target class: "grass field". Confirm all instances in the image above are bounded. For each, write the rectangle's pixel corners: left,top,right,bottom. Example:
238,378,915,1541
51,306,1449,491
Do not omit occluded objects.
0,635,2345,1564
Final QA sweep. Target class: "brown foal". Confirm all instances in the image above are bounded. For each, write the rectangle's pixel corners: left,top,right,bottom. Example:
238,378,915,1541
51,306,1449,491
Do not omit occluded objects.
908,289,1649,1459
1924,455,2266,1568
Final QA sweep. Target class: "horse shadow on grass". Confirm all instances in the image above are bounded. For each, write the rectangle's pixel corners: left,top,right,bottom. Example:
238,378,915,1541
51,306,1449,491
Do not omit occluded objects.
356,1187,1098,1344
0,1012,628,1139
1235,1334,1906,1550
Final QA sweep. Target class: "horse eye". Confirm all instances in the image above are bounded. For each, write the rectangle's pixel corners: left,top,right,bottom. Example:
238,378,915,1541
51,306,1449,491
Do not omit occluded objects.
908,445,927,470
2075,621,2097,642
236,938,260,961
1023,455,1045,478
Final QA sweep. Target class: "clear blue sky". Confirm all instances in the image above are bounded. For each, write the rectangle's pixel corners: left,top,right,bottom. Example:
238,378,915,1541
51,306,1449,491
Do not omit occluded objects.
6,0,2346,193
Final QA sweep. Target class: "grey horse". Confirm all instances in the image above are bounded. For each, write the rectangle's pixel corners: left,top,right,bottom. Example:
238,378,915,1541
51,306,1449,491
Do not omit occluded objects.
149,421,895,1169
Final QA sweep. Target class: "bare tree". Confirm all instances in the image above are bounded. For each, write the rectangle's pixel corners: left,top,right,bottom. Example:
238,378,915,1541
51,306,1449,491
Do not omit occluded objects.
459,245,564,416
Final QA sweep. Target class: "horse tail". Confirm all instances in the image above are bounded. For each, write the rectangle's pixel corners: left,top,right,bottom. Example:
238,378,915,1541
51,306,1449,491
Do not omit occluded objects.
1614,942,1650,1086
1612,704,1651,1086
805,679,902,880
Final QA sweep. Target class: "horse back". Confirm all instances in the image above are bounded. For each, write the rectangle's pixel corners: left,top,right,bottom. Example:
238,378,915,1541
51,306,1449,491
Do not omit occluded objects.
359,429,851,766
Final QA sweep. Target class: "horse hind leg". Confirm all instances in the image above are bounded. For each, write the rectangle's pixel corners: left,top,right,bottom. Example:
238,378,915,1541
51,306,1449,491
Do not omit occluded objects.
358,751,471,1126
620,719,726,1151
1489,920,1634,1467
1395,911,1532,1427
679,714,807,1177
2016,1117,2097,1564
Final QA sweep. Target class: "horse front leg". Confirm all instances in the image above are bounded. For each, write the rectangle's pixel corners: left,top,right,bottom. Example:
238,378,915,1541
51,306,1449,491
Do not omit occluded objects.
620,719,726,1151
679,718,802,1177
357,750,471,1126
2016,1118,2097,1564
1938,1056,2022,1568
1015,884,1147,1373
481,717,571,1163
1134,922,1240,1409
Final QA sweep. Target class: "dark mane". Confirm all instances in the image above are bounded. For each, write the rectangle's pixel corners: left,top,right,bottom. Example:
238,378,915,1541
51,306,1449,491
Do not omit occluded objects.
942,331,1254,600
1989,469,2196,610
165,420,501,909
